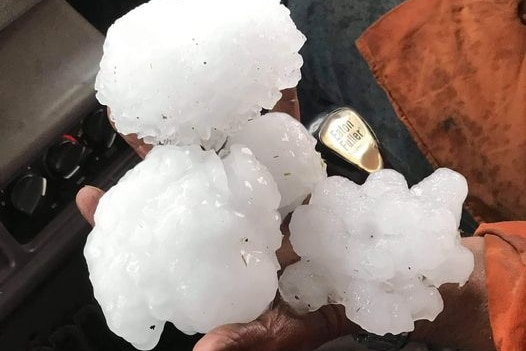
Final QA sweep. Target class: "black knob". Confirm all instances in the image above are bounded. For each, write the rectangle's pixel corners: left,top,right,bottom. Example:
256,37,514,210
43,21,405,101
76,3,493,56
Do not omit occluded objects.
10,173,47,215
45,137,86,179
82,108,116,149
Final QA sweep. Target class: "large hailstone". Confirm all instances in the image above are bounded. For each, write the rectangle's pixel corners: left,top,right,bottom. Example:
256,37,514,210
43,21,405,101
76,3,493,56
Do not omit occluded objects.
228,112,327,216
84,145,282,350
279,169,474,336
95,0,306,147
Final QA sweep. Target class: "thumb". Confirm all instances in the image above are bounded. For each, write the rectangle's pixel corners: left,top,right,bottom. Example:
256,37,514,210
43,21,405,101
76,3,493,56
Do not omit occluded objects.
194,303,358,351
271,88,301,121
76,185,105,226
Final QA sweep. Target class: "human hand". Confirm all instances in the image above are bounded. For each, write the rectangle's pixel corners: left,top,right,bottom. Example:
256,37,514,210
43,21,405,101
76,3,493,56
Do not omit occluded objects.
78,190,357,351
76,88,358,351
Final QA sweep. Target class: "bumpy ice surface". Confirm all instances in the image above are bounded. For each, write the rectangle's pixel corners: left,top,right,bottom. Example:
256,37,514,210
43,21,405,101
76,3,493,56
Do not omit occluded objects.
279,169,474,336
228,112,326,216
84,145,283,350
95,0,306,147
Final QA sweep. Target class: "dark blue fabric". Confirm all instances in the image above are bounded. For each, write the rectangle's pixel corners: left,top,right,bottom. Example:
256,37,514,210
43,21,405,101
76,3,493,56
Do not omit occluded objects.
288,0,434,186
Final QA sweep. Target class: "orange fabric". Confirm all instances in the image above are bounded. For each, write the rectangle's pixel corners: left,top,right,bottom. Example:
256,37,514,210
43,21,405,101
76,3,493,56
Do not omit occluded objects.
475,222,526,351
356,0,526,223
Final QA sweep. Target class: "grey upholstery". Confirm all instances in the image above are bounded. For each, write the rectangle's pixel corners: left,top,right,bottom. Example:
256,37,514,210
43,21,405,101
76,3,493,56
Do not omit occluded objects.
0,0,42,31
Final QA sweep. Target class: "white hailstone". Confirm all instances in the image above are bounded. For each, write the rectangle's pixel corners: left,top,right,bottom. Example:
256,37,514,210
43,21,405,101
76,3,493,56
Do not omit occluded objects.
84,145,283,350
279,168,474,336
227,112,327,216
95,0,306,147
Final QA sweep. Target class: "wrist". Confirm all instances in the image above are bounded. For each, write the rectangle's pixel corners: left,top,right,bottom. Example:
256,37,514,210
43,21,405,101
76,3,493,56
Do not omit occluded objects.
410,237,493,350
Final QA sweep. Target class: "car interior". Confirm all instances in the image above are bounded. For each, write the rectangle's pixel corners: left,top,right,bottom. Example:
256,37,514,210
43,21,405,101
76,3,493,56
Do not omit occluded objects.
0,1,202,350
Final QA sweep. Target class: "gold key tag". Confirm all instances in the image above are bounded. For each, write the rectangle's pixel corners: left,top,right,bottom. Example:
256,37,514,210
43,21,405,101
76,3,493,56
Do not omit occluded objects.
318,107,383,173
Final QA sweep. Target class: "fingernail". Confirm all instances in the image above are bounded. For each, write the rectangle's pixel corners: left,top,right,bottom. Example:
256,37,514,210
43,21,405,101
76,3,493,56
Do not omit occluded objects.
82,185,105,195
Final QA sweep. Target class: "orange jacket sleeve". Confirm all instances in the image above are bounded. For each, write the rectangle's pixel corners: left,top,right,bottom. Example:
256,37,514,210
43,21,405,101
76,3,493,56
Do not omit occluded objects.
356,0,526,224
475,222,526,351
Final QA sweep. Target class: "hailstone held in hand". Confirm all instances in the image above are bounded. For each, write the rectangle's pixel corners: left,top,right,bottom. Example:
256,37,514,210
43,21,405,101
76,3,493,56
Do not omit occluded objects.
279,169,474,336
95,0,306,147
228,112,327,216
85,145,283,350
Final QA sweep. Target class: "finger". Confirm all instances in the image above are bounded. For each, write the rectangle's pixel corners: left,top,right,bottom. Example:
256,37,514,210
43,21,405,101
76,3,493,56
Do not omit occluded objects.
194,303,360,351
271,88,301,121
107,107,153,159
276,214,300,270
76,185,105,226
121,132,154,159
276,196,311,270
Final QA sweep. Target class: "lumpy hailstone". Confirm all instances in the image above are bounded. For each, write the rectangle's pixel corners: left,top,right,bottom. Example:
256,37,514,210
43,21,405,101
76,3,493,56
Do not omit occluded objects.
95,0,306,147
84,145,282,350
279,169,474,336
228,112,327,216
